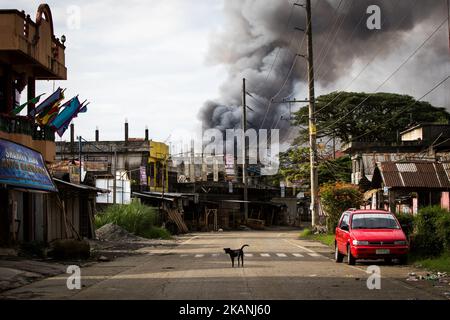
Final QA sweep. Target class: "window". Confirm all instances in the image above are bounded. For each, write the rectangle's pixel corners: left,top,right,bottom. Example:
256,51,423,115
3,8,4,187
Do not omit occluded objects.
340,214,349,228
351,213,400,230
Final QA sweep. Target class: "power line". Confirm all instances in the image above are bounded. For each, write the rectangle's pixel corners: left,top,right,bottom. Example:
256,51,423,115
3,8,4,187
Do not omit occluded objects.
313,0,349,81
263,1,298,84
317,16,449,134
349,75,450,142
314,0,419,115
258,0,324,130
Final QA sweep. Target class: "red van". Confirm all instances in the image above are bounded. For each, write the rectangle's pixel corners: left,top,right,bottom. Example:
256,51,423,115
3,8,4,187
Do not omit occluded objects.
335,209,409,265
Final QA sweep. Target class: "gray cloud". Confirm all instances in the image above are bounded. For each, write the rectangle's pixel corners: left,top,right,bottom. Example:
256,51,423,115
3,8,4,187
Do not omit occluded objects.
198,0,448,141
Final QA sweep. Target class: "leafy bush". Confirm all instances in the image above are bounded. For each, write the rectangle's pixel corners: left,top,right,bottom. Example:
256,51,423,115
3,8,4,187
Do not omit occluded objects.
395,213,414,238
95,201,169,239
142,227,172,240
436,211,450,252
411,206,447,257
300,228,312,237
319,182,363,232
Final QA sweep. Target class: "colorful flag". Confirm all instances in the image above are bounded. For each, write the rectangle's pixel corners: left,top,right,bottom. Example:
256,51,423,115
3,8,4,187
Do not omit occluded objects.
51,96,82,130
36,100,62,125
54,101,89,137
12,93,45,115
29,87,64,117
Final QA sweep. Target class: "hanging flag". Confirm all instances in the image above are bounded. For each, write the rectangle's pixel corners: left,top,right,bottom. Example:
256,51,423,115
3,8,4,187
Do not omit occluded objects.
11,93,45,115
29,87,64,117
54,101,89,137
35,90,65,124
51,96,82,130
36,100,63,125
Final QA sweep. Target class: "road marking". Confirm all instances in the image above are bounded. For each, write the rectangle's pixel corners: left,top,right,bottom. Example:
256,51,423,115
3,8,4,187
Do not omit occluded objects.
211,253,219,257
260,253,270,257
180,236,198,245
194,254,204,258
283,239,316,253
180,254,188,257
292,253,304,257
276,253,287,257
307,253,321,257
245,253,253,257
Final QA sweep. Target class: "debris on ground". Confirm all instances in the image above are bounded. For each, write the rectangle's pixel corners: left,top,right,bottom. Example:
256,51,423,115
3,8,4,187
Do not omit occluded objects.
97,255,110,262
95,223,143,241
406,271,448,282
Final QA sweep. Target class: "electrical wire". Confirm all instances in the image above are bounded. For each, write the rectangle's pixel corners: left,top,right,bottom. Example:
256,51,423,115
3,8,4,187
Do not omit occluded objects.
317,16,449,135
349,75,450,142
314,0,419,115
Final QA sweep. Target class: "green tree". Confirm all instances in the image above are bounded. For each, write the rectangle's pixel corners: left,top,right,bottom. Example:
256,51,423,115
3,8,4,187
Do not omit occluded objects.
320,182,363,232
294,92,450,143
279,147,351,184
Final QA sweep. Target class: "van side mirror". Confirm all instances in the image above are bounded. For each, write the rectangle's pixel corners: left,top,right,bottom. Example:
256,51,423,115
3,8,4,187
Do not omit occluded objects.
341,225,349,231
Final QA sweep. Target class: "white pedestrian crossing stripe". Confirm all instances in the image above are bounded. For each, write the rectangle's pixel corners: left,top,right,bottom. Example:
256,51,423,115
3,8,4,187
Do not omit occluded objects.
179,252,321,259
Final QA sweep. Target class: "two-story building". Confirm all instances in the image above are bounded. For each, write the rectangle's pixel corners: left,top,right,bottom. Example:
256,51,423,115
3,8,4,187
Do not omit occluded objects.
343,123,450,213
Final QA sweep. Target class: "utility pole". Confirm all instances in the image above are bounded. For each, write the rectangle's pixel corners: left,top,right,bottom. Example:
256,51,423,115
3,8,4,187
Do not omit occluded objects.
306,0,319,227
78,136,82,184
242,78,248,222
113,150,117,204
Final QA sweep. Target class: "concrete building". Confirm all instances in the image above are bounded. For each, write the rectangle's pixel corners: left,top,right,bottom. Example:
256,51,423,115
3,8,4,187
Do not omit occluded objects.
343,123,450,213
0,4,104,245
55,122,169,201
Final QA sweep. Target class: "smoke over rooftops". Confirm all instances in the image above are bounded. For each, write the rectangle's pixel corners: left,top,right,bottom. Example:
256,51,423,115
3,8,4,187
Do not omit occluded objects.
198,0,448,141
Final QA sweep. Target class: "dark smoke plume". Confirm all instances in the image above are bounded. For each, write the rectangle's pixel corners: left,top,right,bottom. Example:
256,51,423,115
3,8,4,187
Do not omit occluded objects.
198,0,447,140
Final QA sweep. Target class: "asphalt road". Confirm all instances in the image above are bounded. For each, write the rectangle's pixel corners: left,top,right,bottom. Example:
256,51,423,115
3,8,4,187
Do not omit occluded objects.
1,230,447,300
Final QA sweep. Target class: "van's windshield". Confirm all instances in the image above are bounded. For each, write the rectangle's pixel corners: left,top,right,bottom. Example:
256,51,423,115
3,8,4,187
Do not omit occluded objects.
351,213,400,230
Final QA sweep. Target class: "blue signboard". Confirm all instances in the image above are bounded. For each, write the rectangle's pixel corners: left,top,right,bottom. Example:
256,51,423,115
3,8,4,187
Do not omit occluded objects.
0,139,57,192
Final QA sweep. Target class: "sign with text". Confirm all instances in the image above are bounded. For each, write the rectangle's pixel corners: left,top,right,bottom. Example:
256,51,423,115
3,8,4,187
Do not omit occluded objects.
140,166,147,185
0,139,57,192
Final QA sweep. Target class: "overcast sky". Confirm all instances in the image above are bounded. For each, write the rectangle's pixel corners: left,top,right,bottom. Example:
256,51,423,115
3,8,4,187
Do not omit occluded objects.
3,0,450,148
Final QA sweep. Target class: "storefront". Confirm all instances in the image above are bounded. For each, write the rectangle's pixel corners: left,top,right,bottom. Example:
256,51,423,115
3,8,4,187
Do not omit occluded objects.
0,138,57,245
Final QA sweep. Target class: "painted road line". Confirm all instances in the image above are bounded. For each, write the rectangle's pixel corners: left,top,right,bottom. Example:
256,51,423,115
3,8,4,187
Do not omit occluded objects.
307,253,321,257
276,253,287,257
283,239,316,253
194,254,204,258
292,253,304,257
211,253,219,257
180,254,188,257
245,253,253,257
260,253,270,257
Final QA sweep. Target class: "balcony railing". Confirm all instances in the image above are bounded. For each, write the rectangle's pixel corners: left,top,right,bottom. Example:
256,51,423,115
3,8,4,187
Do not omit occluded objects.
0,114,55,141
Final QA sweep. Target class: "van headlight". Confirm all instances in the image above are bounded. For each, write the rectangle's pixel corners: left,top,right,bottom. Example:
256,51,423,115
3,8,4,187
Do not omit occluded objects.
352,240,369,246
394,240,407,245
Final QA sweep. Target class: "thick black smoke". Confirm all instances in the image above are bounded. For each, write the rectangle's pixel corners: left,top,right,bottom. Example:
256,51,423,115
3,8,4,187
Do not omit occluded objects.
198,0,447,140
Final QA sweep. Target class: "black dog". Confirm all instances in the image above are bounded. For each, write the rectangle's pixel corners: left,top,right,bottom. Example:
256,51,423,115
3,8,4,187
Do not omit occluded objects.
223,244,249,267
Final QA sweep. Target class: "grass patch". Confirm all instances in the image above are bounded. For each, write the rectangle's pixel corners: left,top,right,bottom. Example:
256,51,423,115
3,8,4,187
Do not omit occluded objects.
95,201,171,239
412,253,450,273
141,227,172,240
299,228,335,247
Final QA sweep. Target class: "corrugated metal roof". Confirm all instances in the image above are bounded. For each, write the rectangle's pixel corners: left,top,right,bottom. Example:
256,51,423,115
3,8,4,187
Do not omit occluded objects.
378,162,450,188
